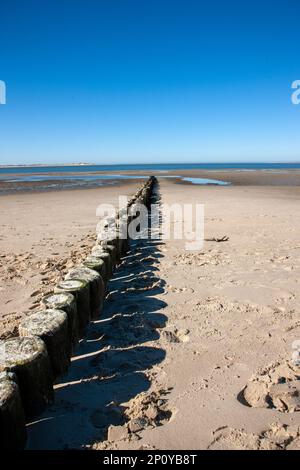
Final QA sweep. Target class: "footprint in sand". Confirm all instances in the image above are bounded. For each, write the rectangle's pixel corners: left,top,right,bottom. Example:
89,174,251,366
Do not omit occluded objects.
161,328,190,343
124,276,163,293
208,423,300,450
242,360,300,412
90,402,125,432
274,290,296,303
92,389,175,447
167,285,194,294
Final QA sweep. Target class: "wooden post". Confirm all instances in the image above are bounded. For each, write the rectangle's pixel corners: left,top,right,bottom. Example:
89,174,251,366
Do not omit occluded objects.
55,279,90,336
19,309,70,379
65,267,105,320
83,256,108,285
0,336,53,420
42,292,79,352
97,243,117,269
90,247,113,279
0,371,27,450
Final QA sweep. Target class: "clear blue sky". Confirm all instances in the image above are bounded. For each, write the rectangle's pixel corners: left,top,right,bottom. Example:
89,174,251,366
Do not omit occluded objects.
0,0,299,165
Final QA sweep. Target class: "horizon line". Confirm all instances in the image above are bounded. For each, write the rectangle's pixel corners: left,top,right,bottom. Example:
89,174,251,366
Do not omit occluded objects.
1,160,300,168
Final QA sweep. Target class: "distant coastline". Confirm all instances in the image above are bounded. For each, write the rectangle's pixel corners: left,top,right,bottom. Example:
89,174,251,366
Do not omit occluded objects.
1,161,300,170
0,162,94,168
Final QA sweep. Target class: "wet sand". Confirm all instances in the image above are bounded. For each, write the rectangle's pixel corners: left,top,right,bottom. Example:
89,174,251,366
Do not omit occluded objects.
0,174,147,195
1,171,300,449
171,168,300,186
1,168,300,196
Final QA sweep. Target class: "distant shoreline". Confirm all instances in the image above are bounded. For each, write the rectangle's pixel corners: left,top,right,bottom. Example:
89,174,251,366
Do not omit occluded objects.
0,162,94,168
1,161,300,170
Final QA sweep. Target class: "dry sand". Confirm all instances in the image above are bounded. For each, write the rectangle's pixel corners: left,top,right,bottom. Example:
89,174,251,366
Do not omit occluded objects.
1,172,300,450
0,181,138,338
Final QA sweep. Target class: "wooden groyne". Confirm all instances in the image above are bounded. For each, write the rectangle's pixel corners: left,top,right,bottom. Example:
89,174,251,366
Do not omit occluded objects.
0,176,157,450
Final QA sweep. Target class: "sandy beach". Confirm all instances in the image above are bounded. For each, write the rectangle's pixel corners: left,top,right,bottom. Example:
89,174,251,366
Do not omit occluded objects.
1,171,300,450
0,180,139,338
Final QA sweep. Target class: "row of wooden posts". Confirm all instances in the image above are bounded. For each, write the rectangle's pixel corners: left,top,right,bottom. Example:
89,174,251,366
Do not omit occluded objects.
0,176,157,450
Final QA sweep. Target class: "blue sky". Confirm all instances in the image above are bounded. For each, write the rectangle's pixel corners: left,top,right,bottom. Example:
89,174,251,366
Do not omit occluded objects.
0,0,299,165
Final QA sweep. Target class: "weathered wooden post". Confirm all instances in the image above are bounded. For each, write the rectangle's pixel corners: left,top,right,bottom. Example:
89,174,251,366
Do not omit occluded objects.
19,309,70,379
0,371,27,450
65,267,105,320
55,279,90,336
0,336,53,419
42,292,79,352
